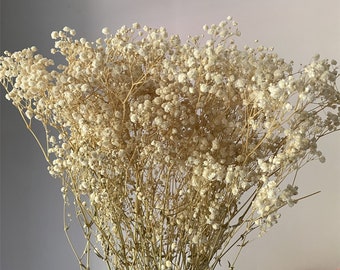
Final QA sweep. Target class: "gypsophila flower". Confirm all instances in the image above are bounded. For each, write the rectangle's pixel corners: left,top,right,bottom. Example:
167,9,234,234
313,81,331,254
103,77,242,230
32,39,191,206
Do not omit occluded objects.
1,18,339,270
101,27,110,35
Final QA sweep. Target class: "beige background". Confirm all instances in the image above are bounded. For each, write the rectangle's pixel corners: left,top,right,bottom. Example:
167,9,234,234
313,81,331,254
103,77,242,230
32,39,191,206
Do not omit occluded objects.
1,0,339,269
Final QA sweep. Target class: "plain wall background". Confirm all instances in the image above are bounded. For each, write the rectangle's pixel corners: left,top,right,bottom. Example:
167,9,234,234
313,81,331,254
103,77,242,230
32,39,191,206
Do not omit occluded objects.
1,1,339,269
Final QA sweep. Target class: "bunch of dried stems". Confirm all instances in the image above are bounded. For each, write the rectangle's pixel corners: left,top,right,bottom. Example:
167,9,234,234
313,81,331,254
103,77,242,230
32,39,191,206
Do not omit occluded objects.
1,18,339,269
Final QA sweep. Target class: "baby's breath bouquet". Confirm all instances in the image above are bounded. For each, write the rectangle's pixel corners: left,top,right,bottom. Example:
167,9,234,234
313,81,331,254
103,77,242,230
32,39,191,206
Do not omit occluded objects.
1,18,339,269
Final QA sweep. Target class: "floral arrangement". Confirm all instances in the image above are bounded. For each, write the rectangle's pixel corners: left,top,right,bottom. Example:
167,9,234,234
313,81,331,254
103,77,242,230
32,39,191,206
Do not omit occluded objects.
1,17,339,269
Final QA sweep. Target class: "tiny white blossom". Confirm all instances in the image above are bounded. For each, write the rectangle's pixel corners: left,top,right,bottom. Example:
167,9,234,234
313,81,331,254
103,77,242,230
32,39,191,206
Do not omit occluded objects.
102,27,110,35
178,73,186,83
165,260,172,268
51,31,59,39
25,109,34,119
200,84,208,93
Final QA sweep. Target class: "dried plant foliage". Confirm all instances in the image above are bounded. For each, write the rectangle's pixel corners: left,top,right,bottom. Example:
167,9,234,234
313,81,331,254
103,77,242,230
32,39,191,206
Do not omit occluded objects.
1,19,339,269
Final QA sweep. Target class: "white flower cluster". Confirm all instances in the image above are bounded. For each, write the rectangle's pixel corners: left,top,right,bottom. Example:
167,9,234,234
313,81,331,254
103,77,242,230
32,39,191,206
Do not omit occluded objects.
253,182,299,233
1,19,339,269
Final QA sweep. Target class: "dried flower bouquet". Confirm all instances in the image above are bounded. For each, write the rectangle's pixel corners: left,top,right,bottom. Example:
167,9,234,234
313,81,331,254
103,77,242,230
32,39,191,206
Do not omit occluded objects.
1,18,339,269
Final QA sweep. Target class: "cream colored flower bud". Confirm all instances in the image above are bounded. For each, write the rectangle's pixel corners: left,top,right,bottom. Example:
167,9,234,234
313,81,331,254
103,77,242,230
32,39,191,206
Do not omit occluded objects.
25,109,34,119
192,235,199,244
51,31,59,39
165,260,172,268
69,29,76,36
102,27,110,35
